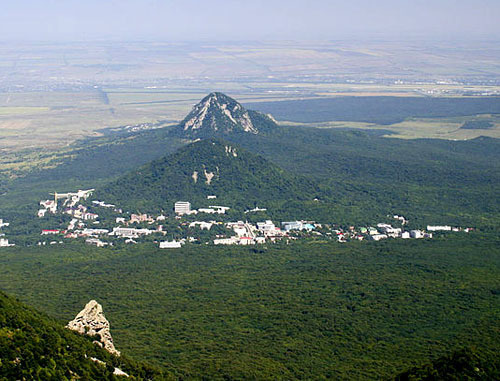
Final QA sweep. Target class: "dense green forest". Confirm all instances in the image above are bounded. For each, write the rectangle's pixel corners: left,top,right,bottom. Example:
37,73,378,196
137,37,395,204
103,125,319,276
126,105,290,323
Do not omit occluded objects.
396,347,500,380
245,96,500,124
0,290,168,379
228,127,500,229
0,235,498,379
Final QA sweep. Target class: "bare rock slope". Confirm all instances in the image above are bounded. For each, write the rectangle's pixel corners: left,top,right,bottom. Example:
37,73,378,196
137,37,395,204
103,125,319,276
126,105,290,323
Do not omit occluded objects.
67,300,120,356
176,92,278,137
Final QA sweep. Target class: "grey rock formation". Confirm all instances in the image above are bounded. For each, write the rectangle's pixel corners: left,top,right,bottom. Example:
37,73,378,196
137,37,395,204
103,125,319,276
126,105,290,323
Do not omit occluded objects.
67,300,120,356
176,92,278,137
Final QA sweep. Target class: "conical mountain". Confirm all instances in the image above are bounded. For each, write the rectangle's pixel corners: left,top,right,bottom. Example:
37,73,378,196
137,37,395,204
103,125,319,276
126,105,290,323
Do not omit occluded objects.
97,139,318,212
176,92,278,137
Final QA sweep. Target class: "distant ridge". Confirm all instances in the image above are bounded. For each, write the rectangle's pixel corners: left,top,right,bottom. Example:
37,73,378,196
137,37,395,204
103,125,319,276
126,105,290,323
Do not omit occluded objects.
175,92,278,137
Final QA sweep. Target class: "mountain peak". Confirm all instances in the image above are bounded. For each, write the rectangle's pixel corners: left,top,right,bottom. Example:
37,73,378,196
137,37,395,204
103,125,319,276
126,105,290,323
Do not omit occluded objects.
177,92,277,137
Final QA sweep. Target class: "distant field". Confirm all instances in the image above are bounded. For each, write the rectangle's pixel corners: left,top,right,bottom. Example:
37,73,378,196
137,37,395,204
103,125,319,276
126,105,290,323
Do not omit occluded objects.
286,114,500,140
0,89,294,153
0,106,50,115
0,90,183,152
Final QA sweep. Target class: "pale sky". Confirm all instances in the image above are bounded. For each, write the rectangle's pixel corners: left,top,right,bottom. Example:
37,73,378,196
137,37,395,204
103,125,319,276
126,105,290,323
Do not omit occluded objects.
1,0,499,42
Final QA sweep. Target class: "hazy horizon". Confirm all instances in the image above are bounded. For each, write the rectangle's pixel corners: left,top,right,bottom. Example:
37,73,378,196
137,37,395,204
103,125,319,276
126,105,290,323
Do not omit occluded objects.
1,0,499,43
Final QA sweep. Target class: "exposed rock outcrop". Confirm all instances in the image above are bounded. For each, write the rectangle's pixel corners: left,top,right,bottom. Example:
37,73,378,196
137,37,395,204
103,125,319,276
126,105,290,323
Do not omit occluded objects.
176,92,278,137
67,300,120,356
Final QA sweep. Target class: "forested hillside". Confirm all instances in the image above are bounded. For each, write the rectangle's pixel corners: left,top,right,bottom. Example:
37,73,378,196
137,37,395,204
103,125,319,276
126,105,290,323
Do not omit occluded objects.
0,291,167,380
396,347,500,380
2,122,499,231
227,126,500,228
0,235,498,379
96,138,319,213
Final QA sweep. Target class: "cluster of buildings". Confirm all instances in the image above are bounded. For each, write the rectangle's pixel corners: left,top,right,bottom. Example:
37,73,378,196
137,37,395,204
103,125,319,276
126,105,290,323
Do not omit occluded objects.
207,219,469,247
357,223,433,241
174,201,230,216
58,225,167,247
330,221,473,243
38,189,94,217
64,205,99,220
114,213,166,225
0,218,14,247
29,190,474,249
211,220,318,246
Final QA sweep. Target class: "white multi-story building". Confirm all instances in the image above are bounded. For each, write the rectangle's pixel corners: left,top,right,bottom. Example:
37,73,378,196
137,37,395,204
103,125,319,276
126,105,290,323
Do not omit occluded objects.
189,221,213,230
257,220,275,232
198,208,216,214
282,221,304,231
427,225,452,231
371,234,388,241
213,237,238,245
233,226,247,237
175,201,191,215
85,238,108,247
401,231,410,239
109,227,152,238
81,228,109,236
0,238,14,247
209,206,230,214
159,241,182,249
82,212,98,221
410,230,424,239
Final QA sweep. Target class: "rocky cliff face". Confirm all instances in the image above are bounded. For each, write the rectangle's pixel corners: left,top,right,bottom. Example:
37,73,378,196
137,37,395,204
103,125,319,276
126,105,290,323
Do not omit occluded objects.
67,300,120,356
176,92,277,137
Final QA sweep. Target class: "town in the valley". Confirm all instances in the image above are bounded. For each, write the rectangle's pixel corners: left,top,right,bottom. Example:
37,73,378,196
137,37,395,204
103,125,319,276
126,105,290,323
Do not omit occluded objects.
0,188,469,249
